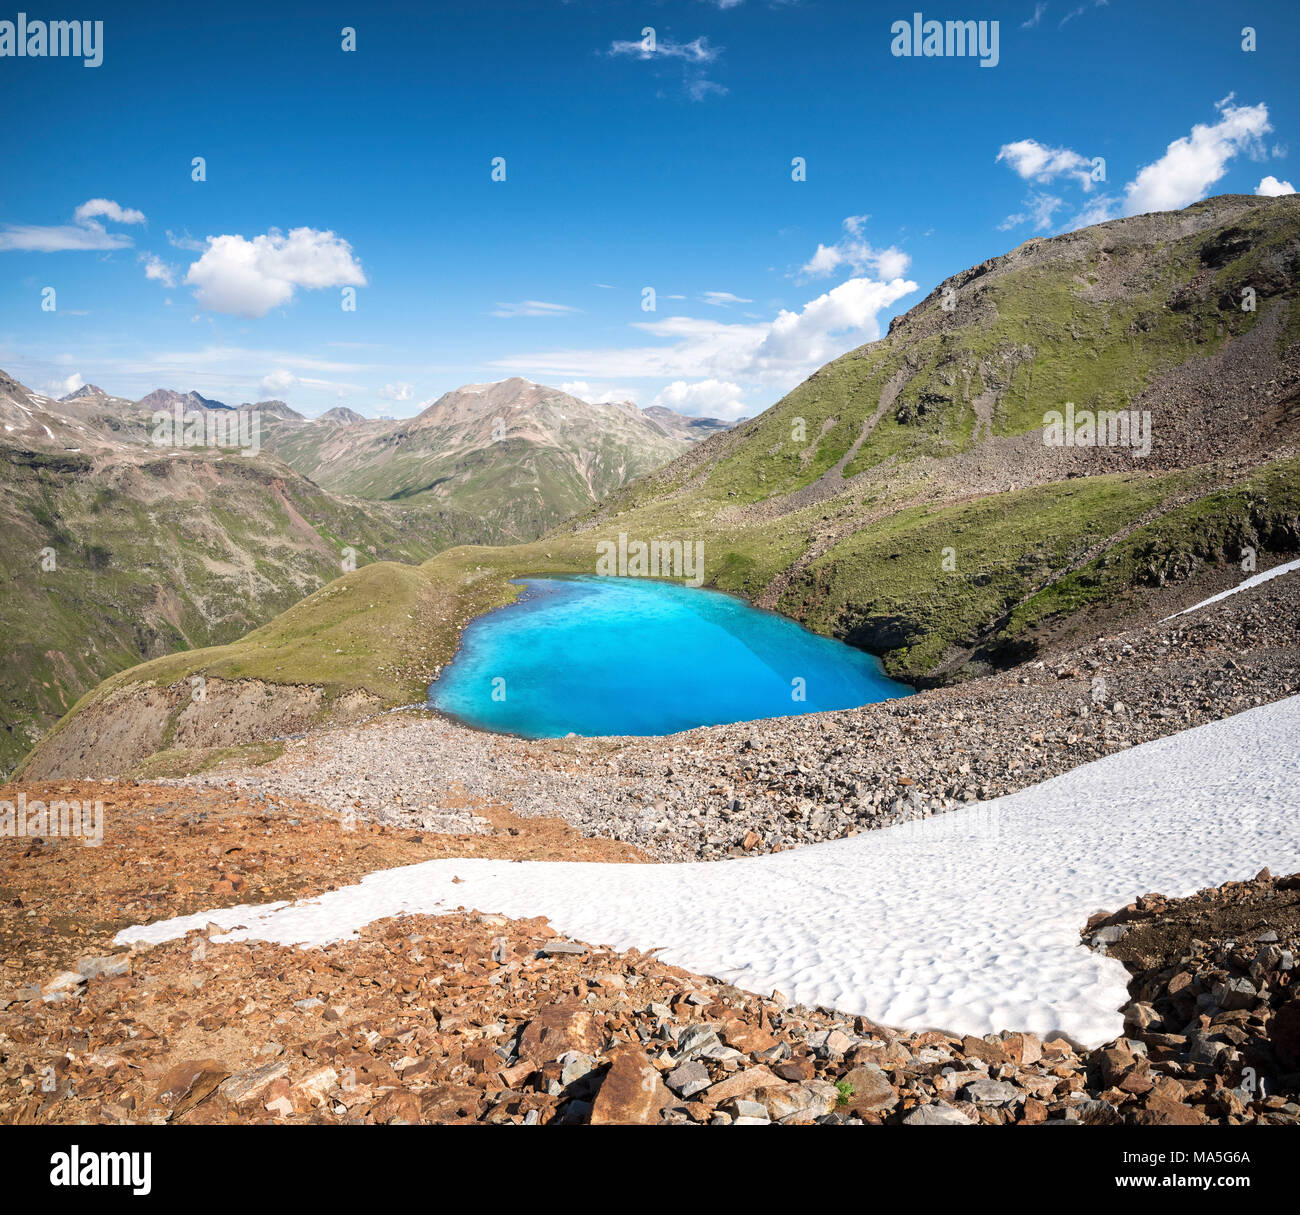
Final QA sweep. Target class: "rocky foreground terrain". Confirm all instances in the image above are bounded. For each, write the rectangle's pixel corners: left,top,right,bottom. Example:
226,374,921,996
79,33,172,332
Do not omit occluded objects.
1,773,1295,1125
3,575,1296,1126
171,564,1299,861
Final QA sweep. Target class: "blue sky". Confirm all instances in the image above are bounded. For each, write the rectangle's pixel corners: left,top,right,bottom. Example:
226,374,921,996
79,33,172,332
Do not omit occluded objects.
1,0,1296,419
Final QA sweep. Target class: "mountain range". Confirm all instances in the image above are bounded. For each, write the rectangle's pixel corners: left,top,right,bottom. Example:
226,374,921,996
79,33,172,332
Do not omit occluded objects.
253,378,704,540
0,374,732,772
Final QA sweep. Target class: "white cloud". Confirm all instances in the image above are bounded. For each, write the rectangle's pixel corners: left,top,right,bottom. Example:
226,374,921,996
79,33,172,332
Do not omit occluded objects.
1122,97,1272,216
495,274,917,390
0,197,146,252
166,229,205,252
491,300,581,318
1255,174,1296,197
379,381,415,401
184,227,367,317
609,36,719,63
0,223,129,252
1069,194,1121,228
74,199,146,226
701,290,754,306
996,139,1095,191
608,34,727,99
140,253,177,287
1000,98,1280,233
259,370,298,396
51,372,84,397
998,192,1064,231
1060,0,1108,27
1021,2,1048,29
798,217,911,281
561,380,640,404
687,78,728,101
652,378,748,420
753,278,912,369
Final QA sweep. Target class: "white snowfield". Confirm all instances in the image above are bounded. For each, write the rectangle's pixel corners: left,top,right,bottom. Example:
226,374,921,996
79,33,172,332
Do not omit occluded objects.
117,696,1300,1049
1162,557,1300,620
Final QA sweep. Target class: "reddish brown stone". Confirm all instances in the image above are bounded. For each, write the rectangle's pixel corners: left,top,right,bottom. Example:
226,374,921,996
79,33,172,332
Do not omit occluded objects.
838,1065,898,1114
1021,1097,1048,1124
419,1084,482,1123
1002,1032,1043,1067
961,1035,1008,1065
517,1002,604,1063
371,1088,421,1123
1137,1090,1209,1126
590,1048,669,1125
152,1058,229,1117
774,1057,815,1083
1096,1046,1135,1087
1118,1070,1154,1096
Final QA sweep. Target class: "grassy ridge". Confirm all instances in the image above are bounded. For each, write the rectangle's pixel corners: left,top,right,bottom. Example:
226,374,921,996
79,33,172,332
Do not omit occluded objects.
1004,457,1300,638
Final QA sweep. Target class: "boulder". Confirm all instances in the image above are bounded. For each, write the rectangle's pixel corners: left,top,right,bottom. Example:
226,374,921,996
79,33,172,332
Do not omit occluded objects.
590,1048,670,1125
517,1003,604,1063
838,1065,898,1114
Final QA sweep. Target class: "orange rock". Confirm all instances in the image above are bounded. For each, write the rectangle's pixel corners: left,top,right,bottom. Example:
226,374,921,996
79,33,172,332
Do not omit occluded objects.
371,1088,421,1123
704,1066,784,1104
1021,1097,1048,1124
152,1058,229,1118
590,1048,670,1125
517,1002,604,1062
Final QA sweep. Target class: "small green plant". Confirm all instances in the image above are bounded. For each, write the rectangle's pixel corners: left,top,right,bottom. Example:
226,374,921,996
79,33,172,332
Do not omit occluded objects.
835,1079,854,1107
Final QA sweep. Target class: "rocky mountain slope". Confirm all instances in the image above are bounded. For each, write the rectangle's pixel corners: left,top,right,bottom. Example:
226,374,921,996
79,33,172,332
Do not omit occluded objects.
256,379,697,543
4,781,1294,1126
16,194,1300,780
642,404,740,443
137,387,230,413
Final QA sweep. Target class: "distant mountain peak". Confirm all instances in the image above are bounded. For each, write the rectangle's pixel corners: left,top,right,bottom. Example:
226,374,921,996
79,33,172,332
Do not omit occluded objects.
240,399,305,421
59,383,107,402
642,404,738,443
137,388,230,412
318,406,366,424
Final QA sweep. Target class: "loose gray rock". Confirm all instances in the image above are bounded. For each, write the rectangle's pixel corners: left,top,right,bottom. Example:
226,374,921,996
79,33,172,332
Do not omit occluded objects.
903,1102,976,1125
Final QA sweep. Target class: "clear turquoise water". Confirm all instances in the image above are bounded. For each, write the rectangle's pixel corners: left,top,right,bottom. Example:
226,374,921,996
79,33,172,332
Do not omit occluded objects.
428,576,911,738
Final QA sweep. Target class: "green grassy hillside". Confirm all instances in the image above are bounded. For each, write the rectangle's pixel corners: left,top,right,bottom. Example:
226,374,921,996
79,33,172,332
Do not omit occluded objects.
0,447,490,774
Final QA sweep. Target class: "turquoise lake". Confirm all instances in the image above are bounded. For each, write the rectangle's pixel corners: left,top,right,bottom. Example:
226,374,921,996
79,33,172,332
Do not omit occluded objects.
428,576,911,737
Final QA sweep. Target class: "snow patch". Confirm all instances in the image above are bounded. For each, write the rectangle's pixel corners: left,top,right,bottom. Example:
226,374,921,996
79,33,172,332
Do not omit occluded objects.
1162,559,1300,621
116,697,1300,1047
